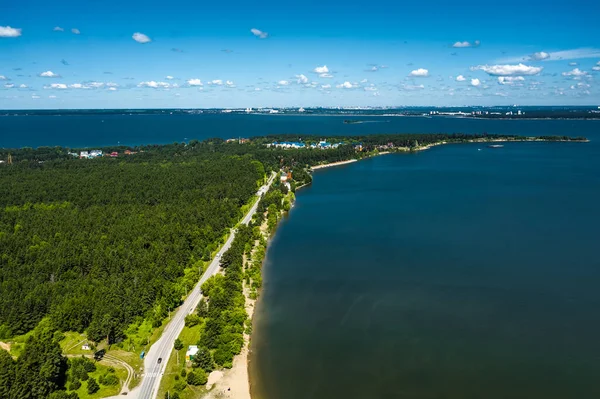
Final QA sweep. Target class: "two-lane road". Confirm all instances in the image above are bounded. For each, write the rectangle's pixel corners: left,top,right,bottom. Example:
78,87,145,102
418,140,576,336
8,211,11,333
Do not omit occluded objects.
114,172,275,399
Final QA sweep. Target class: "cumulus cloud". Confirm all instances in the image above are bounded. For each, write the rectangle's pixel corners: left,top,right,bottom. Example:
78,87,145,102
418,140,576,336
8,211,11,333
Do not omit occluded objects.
71,28,80,35
19,84,28,88
452,40,480,48
497,76,525,85
296,74,308,84
321,84,331,89
208,79,223,85
187,79,203,86
165,76,174,80
250,28,268,39
472,63,542,76
562,68,587,77
530,51,550,61
456,75,466,82
0,75,6,80
314,65,329,74
0,26,22,37
138,81,171,88
592,66,600,71
4,83,14,88
132,32,152,44
44,83,68,89
39,70,61,78
336,81,355,89
53,26,64,32
278,80,289,86
109,87,117,91
319,73,333,78
225,80,235,87
471,78,481,87
409,68,429,77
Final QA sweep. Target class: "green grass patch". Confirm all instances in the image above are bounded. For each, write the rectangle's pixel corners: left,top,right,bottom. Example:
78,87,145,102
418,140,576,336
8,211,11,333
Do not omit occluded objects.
67,363,127,399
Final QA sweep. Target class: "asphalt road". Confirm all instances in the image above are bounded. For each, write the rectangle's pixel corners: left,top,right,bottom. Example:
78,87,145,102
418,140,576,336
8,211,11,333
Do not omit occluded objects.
112,172,275,399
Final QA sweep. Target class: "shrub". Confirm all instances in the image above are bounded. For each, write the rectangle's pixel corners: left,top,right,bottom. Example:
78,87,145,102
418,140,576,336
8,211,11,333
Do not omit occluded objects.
180,368,187,377
186,369,208,386
174,380,187,392
100,373,119,386
87,378,100,394
68,380,81,391
184,314,201,328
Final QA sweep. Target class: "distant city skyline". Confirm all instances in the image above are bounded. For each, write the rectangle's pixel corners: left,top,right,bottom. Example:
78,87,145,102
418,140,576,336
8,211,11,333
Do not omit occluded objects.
2,0,600,109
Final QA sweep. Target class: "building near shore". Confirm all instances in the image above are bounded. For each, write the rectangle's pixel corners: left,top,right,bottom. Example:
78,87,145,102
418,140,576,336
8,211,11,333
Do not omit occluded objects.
186,345,199,364
268,141,306,149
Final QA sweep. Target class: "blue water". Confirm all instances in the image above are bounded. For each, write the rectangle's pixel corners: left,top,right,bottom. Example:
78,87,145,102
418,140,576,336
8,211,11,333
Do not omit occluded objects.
251,139,600,399
1,113,600,148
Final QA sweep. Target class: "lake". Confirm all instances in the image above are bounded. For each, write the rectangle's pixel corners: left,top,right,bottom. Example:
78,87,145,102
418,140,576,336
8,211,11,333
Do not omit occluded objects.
250,138,600,399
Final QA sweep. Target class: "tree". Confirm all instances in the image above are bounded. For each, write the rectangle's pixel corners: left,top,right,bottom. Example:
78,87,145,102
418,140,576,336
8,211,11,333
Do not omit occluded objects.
174,338,184,351
186,369,208,386
191,346,214,372
196,298,208,318
87,378,100,394
0,349,15,398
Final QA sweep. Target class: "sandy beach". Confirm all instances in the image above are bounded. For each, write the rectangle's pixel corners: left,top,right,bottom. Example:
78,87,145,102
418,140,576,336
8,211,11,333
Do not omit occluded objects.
311,159,358,170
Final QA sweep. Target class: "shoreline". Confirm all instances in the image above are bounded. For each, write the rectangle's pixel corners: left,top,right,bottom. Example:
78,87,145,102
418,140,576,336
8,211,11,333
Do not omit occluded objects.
311,159,358,170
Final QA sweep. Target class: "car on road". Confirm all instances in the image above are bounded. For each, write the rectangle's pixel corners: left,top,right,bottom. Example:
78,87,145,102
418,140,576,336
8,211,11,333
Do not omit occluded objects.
157,357,162,364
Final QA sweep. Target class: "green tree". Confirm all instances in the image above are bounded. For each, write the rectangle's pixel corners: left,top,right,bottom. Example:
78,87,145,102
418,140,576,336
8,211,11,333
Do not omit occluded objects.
87,378,99,394
173,338,183,351
191,346,214,372
0,349,15,398
186,369,208,386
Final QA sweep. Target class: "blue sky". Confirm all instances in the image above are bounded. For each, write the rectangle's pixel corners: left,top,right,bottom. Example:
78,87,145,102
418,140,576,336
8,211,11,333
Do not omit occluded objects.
2,0,600,109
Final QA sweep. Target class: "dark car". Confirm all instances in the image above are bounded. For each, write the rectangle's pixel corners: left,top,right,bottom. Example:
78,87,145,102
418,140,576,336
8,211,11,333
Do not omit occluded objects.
157,357,162,364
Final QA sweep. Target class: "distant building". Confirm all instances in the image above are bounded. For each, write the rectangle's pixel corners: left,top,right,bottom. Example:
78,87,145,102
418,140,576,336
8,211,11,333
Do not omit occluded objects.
90,150,103,158
79,151,89,159
81,344,91,350
110,152,118,157
268,141,306,149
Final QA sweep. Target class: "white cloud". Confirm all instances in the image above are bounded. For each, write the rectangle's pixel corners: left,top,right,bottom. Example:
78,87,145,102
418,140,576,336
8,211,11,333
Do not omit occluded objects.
138,81,171,88
278,80,289,86
187,78,203,86
132,32,151,44
4,83,14,88
592,66,600,71
455,75,466,82
471,78,481,87
360,79,368,83
472,63,542,76
250,28,268,39
0,26,22,37
321,84,331,89
562,68,587,77
314,65,329,74
597,61,600,65
31,95,40,99
44,83,68,89
53,26,64,32
364,86,377,91
336,81,355,89
409,68,429,77
500,48,600,63
39,70,61,78
208,79,223,85
69,84,85,89
48,95,57,99
402,84,425,91
569,62,578,66
71,28,80,35
106,82,118,87
296,74,308,84
530,51,550,61
87,82,104,88
497,76,525,85
254,87,261,91
319,73,333,78
226,80,235,87
109,87,117,91
452,40,480,48
0,75,6,80
19,84,28,88
165,76,174,80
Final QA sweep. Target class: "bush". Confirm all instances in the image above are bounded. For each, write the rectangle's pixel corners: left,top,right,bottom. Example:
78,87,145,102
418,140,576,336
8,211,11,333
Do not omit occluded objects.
192,346,214,372
180,368,187,377
173,380,187,392
186,369,208,386
99,373,119,386
184,314,201,328
87,378,100,394
68,380,81,391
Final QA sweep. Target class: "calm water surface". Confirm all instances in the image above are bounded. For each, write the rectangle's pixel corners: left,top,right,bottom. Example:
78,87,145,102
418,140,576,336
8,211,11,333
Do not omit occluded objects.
251,139,600,399
2,113,600,147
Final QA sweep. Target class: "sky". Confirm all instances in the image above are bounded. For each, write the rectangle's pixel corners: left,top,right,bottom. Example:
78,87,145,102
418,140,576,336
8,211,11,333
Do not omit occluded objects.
1,0,600,109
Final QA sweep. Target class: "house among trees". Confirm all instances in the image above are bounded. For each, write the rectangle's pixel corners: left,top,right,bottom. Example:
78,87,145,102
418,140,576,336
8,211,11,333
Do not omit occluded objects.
185,345,199,366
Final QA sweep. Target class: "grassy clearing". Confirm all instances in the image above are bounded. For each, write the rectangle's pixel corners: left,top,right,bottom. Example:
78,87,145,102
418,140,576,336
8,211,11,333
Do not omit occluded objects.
67,363,127,399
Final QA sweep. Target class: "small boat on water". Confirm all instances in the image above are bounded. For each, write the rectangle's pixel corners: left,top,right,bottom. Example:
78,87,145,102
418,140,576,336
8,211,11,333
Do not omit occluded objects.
488,144,504,148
